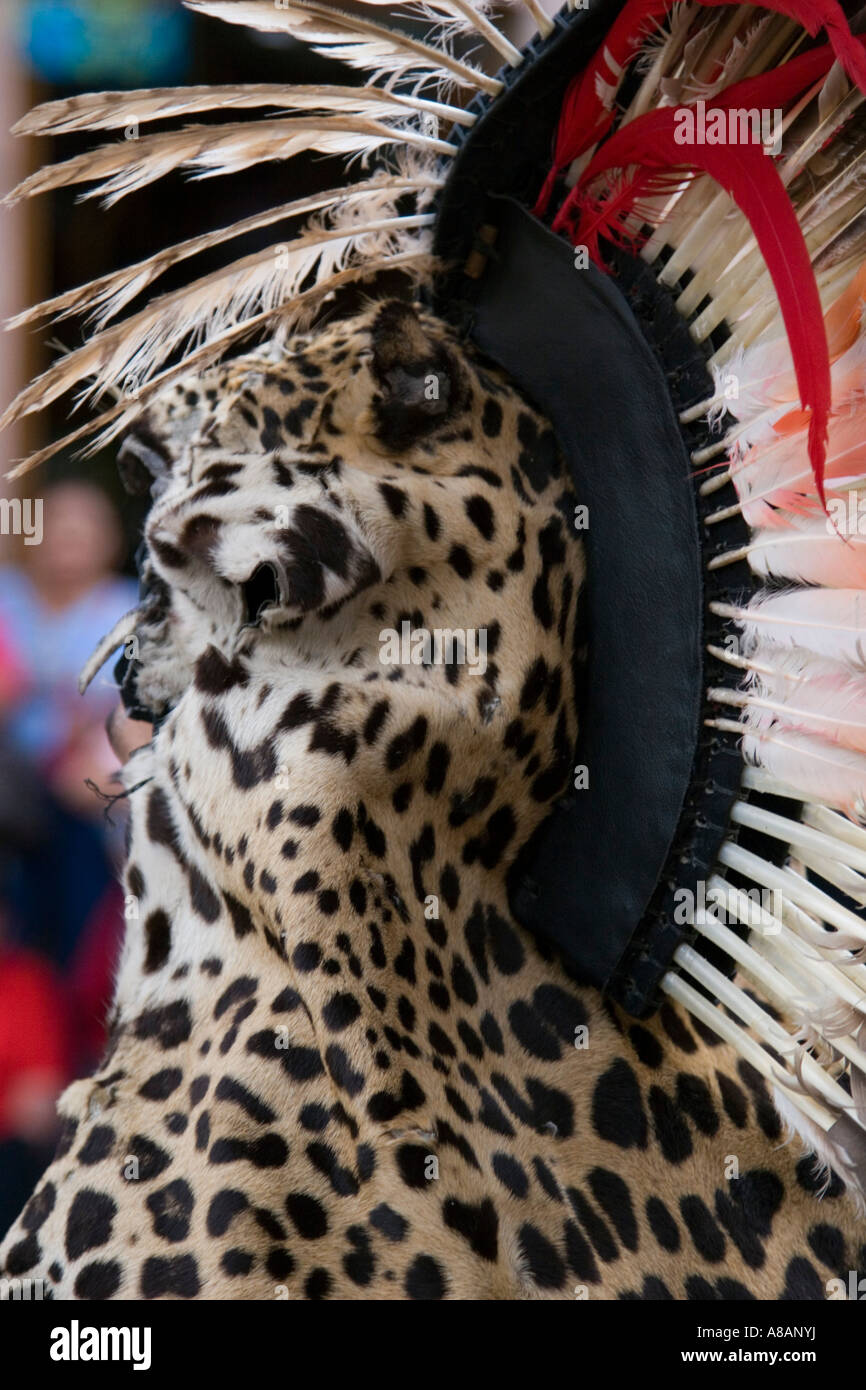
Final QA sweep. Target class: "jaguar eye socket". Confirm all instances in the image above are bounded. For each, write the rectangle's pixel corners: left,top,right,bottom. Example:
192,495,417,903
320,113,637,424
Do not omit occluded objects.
242,563,281,624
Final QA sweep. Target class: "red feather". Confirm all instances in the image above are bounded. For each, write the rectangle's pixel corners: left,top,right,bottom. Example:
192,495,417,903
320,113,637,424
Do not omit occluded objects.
562,109,832,505
535,10,866,215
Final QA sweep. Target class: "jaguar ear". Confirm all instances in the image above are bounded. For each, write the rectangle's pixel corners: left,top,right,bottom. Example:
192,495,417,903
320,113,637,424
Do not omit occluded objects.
369,299,466,450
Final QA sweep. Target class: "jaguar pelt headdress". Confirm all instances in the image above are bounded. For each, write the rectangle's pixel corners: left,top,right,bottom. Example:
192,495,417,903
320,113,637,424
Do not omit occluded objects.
3,0,866,1301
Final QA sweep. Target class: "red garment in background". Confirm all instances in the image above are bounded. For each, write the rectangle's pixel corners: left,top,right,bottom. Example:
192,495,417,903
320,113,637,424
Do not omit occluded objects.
66,882,125,1073
0,949,68,1142
0,614,29,711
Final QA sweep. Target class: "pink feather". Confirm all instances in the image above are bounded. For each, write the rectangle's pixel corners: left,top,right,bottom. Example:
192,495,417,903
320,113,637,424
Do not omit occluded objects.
733,410,866,524
743,650,866,753
742,724,866,818
743,524,866,587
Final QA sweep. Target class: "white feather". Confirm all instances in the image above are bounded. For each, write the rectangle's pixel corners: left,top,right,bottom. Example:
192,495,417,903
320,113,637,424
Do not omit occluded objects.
717,650,866,753
714,589,866,667
740,523,866,587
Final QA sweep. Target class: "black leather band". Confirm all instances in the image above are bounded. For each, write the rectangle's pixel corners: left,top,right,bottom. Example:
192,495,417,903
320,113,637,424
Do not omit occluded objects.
433,197,748,1011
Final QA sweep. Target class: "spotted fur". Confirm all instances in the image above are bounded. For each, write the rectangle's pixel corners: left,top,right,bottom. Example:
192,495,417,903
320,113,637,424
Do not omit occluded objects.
2,301,864,1301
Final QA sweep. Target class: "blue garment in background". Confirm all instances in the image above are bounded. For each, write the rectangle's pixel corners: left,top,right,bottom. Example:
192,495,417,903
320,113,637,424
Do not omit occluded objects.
20,0,191,87
0,568,138,765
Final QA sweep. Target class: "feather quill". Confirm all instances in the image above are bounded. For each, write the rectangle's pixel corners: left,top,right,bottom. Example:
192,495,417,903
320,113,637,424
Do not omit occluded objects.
343,0,522,63
513,0,554,37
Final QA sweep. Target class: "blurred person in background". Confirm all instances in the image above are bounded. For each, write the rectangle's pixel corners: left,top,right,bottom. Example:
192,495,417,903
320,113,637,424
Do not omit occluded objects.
0,479,138,969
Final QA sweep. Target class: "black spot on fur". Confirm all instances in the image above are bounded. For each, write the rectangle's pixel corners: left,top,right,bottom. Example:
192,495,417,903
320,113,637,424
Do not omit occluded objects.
134,1000,192,1050
21,1182,56,1232
592,1059,648,1150
74,1260,122,1299
481,397,502,437
465,494,495,540
423,503,440,541
143,909,172,973
223,892,254,939
716,1071,749,1128
66,1190,117,1261
215,1075,277,1125
286,1192,328,1239
646,1197,680,1253
447,544,473,579
649,1085,693,1164
443,1196,498,1261
370,1204,408,1242
680,1196,726,1263
492,1153,529,1199
518,1223,566,1289
405,1254,446,1300
379,482,408,518
568,1187,618,1263
323,992,362,1032
629,1025,663,1068
127,1134,172,1182
209,1133,288,1168
206,1189,248,1238
138,1070,182,1103
141,1254,200,1299
146,1179,194,1243
195,646,249,696
781,1256,825,1301
588,1169,638,1252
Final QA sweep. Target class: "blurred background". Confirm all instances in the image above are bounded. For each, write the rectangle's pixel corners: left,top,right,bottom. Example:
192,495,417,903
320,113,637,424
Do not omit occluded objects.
0,0,543,1238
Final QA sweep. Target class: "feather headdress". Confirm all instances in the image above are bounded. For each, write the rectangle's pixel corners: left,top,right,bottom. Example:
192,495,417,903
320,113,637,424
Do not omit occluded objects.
5,0,866,1190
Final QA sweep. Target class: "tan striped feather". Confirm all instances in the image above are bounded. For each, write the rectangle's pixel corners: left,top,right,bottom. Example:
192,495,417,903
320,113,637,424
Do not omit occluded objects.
184,0,500,94
6,250,435,479
1,214,435,433
12,82,474,137
8,174,442,331
5,114,452,209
